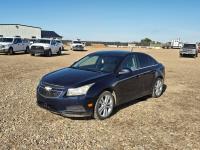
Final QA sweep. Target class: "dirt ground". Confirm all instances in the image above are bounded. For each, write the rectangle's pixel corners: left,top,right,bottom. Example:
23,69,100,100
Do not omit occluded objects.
0,47,200,149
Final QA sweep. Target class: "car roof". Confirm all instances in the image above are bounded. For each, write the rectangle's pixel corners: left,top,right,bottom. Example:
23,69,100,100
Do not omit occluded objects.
91,50,132,57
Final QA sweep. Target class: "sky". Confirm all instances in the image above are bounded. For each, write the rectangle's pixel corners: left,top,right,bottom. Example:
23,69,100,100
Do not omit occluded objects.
0,0,199,42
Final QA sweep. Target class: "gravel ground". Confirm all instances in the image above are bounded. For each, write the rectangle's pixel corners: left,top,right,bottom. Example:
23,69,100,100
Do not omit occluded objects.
0,47,200,149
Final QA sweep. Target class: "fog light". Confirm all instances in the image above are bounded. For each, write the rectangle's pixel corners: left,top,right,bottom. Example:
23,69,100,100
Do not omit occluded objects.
87,103,93,108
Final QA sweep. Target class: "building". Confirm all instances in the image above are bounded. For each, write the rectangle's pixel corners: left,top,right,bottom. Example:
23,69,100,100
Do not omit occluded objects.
41,30,62,39
0,24,41,39
0,24,62,39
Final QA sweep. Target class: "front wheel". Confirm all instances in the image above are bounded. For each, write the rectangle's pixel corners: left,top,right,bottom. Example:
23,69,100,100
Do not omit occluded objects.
25,47,29,54
57,49,61,55
46,49,52,57
152,78,164,98
93,91,114,120
8,47,14,55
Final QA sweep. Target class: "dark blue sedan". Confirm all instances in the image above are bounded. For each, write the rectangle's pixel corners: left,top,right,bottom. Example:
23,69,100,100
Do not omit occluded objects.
37,50,165,120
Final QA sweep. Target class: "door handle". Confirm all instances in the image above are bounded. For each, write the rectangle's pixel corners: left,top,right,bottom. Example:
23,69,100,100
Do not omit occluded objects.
135,74,140,78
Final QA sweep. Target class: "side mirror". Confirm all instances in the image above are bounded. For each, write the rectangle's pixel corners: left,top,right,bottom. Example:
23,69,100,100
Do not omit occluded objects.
118,68,132,75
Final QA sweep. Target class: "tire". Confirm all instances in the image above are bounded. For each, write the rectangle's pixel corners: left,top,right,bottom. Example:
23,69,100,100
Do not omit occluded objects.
8,47,14,55
179,54,182,57
25,47,29,54
46,49,52,57
152,78,164,98
93,91,115,120
31,54,35,56
57,49,61,55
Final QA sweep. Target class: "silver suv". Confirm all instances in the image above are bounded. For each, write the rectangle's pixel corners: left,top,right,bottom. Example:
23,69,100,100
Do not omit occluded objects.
180,43,198,58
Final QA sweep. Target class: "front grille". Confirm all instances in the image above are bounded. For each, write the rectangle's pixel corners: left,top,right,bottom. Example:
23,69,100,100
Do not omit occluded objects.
75,45,83,48
31,46,44,50
38,86,62,98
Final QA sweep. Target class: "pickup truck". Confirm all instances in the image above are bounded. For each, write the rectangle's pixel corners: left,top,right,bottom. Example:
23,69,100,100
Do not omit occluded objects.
29,38,62,57
0,37,30,55
70,40,85,51
180,43,198,58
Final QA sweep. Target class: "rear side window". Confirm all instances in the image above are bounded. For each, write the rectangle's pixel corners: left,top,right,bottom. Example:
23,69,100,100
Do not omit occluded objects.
137,53,157,68
121,55,139,71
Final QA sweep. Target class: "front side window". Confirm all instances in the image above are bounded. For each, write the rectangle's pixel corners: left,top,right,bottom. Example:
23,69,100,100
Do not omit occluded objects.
14,39,20,44
71,55,121,73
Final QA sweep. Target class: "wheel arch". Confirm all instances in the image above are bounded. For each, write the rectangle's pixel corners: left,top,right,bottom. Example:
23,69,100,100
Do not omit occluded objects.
98,87,117,106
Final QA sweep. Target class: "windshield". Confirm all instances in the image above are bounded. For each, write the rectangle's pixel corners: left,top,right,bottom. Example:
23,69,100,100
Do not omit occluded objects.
73,41,81,44
56,40,61,43
183,44,196,49
36,39,50,44
71,55,121,73
0,38,13,43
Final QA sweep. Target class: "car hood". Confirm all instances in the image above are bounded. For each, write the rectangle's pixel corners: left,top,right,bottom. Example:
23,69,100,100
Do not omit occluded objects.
0,42,12,46
31,43,50,47
42,68,110,87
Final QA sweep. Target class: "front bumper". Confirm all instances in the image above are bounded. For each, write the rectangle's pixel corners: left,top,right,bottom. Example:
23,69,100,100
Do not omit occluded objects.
0,48,9,53
180,50,196,55
30,49,48,55
72,47,84,51
37,92,94,117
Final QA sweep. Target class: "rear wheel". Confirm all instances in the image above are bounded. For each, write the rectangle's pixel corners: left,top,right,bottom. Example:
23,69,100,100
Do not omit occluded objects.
8,47,14,55
152,78,164,98
94,91,114,120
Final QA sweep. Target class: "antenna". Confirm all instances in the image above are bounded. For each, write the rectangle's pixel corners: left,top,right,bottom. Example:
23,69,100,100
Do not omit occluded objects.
131,47,134,52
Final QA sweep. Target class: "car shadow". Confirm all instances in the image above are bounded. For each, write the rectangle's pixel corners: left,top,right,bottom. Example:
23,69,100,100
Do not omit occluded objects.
72,49,88,52
180,55,198,58
64,84,167,121
32,53,70,57
0,52,28,56
113,84,167,116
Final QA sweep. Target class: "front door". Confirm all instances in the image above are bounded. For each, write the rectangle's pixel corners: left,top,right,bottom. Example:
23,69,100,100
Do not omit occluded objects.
114,54,143,105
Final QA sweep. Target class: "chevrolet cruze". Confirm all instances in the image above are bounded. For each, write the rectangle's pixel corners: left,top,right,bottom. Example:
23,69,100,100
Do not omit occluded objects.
37,51,165,120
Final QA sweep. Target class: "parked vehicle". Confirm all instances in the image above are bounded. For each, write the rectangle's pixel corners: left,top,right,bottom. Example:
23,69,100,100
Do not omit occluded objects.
70,40,85,51
162,39,183,49
198,43,200,53
180,43,198,58
30,38,62,56
0,37,30,55
55,39,64,51
37,50,165,120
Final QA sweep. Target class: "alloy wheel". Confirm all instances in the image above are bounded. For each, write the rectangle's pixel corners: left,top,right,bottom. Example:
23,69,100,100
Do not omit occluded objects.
97,94,114,118
154,79,163,97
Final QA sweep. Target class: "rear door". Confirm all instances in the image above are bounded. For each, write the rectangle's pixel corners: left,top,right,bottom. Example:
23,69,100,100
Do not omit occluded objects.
51,40,57,53
17,38,23,51
114,54,143,104
13,38,20,51
136,53,157,96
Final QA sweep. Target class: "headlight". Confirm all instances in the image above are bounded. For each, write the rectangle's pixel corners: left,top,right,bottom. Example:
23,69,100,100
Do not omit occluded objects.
2,45,9,49
44,46,50,50
67,83,94,96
